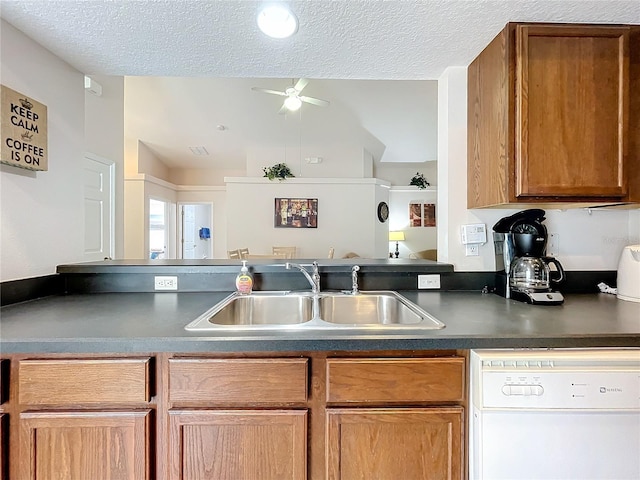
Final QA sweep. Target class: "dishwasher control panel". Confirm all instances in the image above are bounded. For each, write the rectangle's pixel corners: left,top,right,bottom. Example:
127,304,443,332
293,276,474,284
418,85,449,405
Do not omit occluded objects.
471,349,640,410
481,370,639,408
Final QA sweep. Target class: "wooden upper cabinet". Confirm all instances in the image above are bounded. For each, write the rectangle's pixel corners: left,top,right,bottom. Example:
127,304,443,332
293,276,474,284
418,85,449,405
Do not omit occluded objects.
468,23,637,207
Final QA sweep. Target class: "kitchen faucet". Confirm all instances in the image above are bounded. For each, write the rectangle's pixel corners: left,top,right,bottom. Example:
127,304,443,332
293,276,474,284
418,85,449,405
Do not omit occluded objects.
351,265,360,294
285,261,320,294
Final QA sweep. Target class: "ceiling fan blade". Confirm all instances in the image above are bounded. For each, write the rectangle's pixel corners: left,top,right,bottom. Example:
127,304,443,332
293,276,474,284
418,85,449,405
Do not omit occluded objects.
278,103,288,115
251,87,286,96
300,95,329,107
294,78,308,93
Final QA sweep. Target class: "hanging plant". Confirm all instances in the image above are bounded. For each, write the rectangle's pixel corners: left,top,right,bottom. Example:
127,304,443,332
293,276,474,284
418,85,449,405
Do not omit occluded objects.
263,163,295,181
409,172,430,189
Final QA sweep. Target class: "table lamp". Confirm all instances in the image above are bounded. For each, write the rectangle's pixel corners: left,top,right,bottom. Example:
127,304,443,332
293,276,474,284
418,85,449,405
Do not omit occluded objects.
389,231,405,258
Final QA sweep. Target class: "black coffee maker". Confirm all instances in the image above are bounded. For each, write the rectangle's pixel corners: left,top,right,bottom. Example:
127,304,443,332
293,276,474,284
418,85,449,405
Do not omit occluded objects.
493,209,565,305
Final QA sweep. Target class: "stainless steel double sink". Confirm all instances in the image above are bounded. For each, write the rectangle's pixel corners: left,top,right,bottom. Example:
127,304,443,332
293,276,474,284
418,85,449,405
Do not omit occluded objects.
185,290,445,331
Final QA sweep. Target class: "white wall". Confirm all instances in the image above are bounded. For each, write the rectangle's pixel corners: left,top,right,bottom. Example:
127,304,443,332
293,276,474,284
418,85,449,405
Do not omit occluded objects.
437,66,640,272
225,177,389,259
0,20,84,281
84,75,125,258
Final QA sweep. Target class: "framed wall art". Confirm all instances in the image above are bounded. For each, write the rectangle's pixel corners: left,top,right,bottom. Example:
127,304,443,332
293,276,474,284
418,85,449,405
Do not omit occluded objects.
274,198,318,228
409,202,436,227
423,203,436,227
409,202,422,227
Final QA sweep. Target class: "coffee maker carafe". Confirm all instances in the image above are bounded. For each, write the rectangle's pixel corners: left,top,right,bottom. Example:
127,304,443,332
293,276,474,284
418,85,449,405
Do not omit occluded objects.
493,209,565,305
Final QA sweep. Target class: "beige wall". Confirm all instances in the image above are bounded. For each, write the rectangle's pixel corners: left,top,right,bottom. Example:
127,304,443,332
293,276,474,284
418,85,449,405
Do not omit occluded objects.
246,144,374,178
225,177,389,259
0,20,84,281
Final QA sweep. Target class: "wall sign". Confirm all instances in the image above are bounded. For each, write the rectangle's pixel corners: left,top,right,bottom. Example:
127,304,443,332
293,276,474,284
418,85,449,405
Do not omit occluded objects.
1,85,48,171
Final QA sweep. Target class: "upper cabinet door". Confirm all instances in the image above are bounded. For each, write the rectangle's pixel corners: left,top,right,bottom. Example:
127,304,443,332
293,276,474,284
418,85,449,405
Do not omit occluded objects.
515,25,629,198
467,23,638,208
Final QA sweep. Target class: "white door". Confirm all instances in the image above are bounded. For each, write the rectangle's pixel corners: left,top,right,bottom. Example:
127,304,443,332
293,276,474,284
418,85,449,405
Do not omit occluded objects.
182,205,196,258
83,154,114,261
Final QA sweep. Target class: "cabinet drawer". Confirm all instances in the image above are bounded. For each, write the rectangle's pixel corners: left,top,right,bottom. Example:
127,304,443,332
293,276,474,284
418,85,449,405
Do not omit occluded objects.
169,358,308,404
0,360,7,405
18,358,151,405
326,357,465,404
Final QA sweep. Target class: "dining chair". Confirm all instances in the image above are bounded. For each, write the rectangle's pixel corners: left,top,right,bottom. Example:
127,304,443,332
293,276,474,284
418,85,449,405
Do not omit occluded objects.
244,253,287,259
227,249,240,259
238,247,249,259
272,246,296,259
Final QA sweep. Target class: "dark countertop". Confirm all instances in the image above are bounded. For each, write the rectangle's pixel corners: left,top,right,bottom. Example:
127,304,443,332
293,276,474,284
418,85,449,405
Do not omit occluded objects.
1,291,638,353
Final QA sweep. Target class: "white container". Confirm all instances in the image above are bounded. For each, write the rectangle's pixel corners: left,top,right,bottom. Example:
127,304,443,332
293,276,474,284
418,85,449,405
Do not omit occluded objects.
617,245,640,302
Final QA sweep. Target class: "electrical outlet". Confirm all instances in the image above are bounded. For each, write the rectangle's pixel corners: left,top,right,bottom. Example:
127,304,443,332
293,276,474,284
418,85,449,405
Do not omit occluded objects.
418,274,441,289
154,276,178,291
465,244,479,256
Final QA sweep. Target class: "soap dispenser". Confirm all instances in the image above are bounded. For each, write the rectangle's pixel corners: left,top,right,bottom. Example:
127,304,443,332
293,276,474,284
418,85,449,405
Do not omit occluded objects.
236,260,253,295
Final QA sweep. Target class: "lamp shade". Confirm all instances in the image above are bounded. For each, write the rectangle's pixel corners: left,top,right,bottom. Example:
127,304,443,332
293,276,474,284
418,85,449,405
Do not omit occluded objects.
389,231,405,242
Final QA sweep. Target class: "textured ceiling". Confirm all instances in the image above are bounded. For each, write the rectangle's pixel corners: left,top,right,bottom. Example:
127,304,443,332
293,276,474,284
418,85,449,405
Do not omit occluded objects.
1,1,638,170
2,0,638,79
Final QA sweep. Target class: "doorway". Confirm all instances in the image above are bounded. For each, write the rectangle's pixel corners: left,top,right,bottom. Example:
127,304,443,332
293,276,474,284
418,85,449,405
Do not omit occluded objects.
149,198,168,259
179,203,213,259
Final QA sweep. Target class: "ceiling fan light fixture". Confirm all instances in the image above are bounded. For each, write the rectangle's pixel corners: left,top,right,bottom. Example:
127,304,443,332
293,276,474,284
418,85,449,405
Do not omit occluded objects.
257,4,298,39
284,95,302,111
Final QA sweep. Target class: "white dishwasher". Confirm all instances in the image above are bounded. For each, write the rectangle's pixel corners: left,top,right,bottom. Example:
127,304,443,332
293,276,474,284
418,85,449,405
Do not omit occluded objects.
469,349,640,480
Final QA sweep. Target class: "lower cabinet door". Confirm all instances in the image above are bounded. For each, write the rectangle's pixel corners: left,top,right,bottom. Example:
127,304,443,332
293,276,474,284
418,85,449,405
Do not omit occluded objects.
169,409,307,480
326,407,463,480
19,410,151,480
0,414,6,480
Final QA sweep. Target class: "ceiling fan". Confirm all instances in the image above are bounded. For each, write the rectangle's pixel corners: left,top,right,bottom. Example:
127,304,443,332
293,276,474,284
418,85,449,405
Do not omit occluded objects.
251,78,330,114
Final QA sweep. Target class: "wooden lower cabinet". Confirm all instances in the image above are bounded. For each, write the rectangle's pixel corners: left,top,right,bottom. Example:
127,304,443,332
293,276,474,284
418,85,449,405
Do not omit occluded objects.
168,409,307,480
326,407,463,480
19,409,152,480
5,351,466,480
0,414,6,480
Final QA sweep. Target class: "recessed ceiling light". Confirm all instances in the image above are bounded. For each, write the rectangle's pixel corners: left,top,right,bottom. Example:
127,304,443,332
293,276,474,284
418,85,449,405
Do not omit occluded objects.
257,4,298,39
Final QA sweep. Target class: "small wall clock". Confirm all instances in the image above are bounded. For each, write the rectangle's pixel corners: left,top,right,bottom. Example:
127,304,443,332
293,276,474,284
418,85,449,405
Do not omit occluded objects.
377,201,389,223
